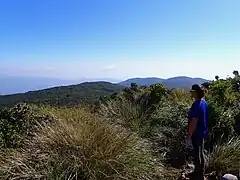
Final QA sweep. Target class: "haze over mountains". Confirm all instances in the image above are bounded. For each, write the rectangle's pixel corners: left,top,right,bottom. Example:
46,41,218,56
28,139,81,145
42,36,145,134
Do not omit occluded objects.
0,76,120,95
0,75,208,95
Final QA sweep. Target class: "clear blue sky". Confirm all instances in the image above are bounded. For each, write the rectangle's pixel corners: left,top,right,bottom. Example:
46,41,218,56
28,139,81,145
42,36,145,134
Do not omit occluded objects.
0,0,240,80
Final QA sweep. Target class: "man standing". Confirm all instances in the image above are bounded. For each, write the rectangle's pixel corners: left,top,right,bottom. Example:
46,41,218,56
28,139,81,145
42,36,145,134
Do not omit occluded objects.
187,84,209,180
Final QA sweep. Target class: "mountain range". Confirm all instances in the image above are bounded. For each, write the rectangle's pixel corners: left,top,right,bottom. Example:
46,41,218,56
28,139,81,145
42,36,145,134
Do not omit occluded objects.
0,76,208,95
119,76,208,90
0,76,209,108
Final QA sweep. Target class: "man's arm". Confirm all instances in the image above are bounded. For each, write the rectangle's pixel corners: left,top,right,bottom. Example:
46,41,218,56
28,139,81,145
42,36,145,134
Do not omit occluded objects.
188,103,200,137
188,117,198,137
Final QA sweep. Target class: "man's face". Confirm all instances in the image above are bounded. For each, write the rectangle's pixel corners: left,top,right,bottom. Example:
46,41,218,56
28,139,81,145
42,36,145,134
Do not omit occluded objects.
190,91,197,98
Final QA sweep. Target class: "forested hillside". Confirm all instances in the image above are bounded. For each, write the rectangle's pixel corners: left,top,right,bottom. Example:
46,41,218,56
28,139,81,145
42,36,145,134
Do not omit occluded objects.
0,71,240,179
0,81,123,108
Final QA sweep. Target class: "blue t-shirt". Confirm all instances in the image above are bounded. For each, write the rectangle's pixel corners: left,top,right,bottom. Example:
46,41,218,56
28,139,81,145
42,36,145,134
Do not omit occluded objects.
188,99,208,138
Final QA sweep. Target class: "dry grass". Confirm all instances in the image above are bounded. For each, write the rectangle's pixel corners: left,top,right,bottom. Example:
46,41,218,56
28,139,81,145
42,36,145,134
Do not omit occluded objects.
208,138,240,175
100,99,151,137
168,89,192,105
0,107,163,180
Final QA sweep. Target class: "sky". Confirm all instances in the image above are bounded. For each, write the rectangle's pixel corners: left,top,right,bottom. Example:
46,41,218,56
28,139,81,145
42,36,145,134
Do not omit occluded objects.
0,0,240,80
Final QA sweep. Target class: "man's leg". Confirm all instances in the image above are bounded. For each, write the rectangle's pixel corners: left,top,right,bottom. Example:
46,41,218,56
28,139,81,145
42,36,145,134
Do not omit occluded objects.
192,137,205,180
199,138,205,179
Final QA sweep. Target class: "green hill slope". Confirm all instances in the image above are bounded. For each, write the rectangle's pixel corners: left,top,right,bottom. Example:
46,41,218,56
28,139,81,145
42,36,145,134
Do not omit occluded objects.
0,81,123,107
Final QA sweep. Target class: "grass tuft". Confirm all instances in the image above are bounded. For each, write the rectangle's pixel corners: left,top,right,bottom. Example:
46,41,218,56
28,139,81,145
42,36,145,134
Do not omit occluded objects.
208,138,240,174
0,107,162,180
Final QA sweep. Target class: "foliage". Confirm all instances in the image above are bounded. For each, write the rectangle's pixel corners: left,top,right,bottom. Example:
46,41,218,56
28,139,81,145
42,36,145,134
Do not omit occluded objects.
100,71,240,175
0,107,163,180
0,104,52,148
1,70,240,178
100,98,152,138
100,83,168,137
150,100,190,167
167,88,192,105
208,138,240,175
204,78,240,150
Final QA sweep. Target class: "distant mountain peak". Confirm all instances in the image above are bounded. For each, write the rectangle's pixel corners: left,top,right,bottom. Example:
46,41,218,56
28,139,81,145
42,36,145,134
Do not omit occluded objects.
119,76,209,90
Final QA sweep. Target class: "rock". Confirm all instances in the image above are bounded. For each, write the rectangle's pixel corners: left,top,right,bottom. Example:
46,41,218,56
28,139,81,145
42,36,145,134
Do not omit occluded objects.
178,172,190,180
185,163,195,174
222,174,238,180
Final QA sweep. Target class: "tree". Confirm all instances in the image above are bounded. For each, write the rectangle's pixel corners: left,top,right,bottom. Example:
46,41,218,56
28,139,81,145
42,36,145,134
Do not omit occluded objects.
130,82,138,91
233,70,239,77
201,82,210,89
215,75,219,81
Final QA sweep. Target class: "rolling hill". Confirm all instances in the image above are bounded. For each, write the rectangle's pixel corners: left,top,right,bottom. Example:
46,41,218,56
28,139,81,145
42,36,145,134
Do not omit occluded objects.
0,76,120,95
119,76,209,90
0,82,123,108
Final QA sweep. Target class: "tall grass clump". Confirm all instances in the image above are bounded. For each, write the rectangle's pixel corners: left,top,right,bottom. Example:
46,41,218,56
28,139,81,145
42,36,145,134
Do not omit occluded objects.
99,83,167,136
208,138,240,175
0,107,162,180
100,98,151,138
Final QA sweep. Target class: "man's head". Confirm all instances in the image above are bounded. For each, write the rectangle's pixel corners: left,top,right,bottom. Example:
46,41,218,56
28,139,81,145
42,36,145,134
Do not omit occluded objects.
190,84,204,99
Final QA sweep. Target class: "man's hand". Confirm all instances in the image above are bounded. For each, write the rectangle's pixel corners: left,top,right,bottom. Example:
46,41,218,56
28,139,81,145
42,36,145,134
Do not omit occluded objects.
185,136,193,150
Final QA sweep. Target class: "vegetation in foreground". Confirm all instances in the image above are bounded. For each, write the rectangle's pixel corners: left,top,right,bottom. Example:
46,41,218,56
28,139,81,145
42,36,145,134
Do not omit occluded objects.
0,70,240,179
0,107,163,180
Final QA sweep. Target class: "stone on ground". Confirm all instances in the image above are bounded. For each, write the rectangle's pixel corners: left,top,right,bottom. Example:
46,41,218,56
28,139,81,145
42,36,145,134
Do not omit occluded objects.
222,174,238,180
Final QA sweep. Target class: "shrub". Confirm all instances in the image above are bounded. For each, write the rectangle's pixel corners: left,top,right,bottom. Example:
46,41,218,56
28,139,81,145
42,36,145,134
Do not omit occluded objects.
205,79,240,150
0,104,52,148
150,100,189,167
0,107,162,180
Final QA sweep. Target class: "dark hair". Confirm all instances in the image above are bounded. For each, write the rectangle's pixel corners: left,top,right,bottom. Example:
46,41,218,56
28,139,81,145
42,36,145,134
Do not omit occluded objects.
197,88,204,99
190,84,205,99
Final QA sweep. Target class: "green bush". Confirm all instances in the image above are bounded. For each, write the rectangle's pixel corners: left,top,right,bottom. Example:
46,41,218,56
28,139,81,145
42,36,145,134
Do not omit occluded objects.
205,79,240,150
151,100,189,167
